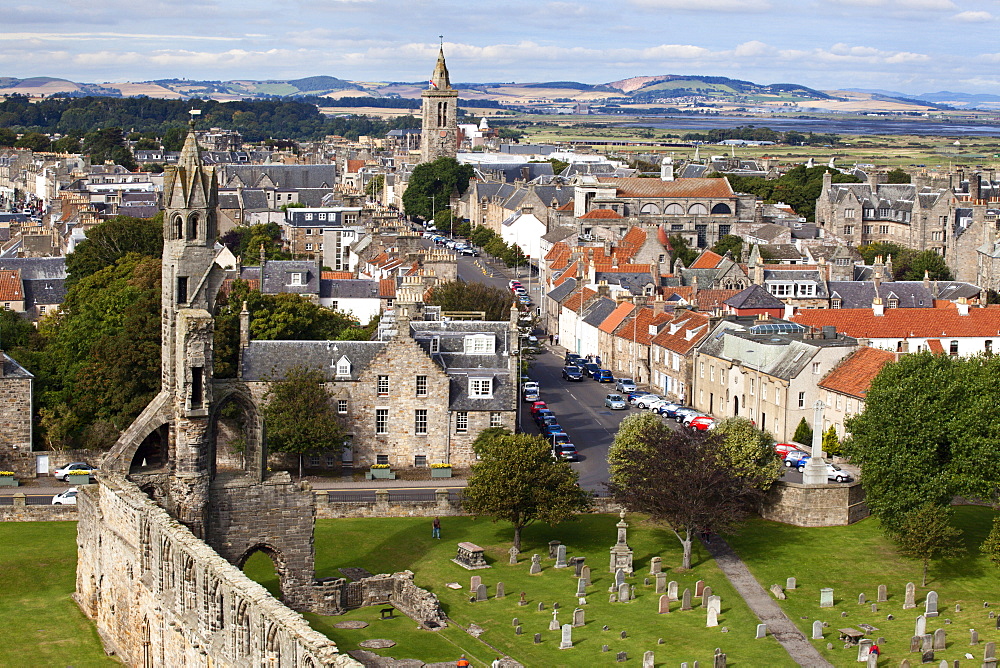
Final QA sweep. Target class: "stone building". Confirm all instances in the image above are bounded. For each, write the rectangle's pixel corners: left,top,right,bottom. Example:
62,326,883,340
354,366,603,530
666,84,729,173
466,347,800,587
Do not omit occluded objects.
816,346,896,440
0,350,33,478
649,309,711,403
420,46,458,163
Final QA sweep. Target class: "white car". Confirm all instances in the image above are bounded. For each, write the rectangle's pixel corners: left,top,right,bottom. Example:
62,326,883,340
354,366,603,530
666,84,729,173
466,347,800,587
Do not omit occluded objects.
634,395,665,409
523,381,540,395
52,488,78,505
53,462,94,481
615,378,637,393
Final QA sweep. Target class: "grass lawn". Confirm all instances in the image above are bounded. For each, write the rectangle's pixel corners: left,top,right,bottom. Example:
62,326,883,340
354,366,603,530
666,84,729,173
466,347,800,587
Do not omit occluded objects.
0,521,115,666
727,506,1000,667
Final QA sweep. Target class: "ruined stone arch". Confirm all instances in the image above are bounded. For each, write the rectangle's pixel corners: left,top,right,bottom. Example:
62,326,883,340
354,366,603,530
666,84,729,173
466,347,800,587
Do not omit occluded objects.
232,597,251,659
129,423,170,475
264,622,282,663
208,384,265,480
237,543,288,601
181,554,197,612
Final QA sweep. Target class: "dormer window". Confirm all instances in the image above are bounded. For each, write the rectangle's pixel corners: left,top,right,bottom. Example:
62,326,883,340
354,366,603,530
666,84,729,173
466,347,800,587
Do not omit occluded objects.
831,298,842,309
290,272,304,286
464,334,496,355
335,356,351,378
887,298,899,309
470,377,493,397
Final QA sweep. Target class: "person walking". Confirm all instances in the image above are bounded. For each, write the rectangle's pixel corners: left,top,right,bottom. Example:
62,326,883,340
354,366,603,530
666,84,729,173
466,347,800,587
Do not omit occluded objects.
554,334,559,346
432,516,441,539
456,654,470,667
548,334,554,345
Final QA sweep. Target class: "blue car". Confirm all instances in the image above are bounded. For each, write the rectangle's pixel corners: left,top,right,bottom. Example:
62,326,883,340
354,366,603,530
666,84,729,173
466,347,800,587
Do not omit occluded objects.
784,450,811,469
542,422,565,437
656,402,684,418
533,409,555,425
593,369,614,383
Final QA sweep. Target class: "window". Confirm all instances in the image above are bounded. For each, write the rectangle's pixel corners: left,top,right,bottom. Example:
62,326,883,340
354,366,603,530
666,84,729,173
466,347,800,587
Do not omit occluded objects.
836,396,842,410
464,335,496,354
430,337,440,353
470,378,493,397
812,362,821,374
318,213,327,221
887,298,898,308
416,375,428,396
414,409,428,435
699,362,704,378
846,399,854,414
305,228,312,235
38,306,46,314
749,378,755,395
710,365,715,381
490,412,503,428
337,399,348,414
831,298,841,309
290,272,304,286
762,384,767,401
330,300,339,311
375,409,388,435
305,213,313,220
414,455,427,467
336,356,351,377
863,225,873,235
798,391,805,408
774,388,780,405
456,411,468,433
377,375,389,396
949,340,959,356
797,283,816,297
769,283,791,297
986,340,993,354
176,276,188,304
376,454,389,465
305,243,313,251
843,225,854,235
844,209,856,218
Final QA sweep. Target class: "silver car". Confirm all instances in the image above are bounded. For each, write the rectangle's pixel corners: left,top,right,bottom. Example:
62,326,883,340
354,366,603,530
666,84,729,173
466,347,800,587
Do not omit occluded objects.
604,393,628,410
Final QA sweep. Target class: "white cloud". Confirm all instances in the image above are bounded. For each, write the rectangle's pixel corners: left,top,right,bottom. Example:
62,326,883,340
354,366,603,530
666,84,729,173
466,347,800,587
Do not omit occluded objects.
0,32,244,42
826,0,956,9
952,10,993,21
629,0,771,11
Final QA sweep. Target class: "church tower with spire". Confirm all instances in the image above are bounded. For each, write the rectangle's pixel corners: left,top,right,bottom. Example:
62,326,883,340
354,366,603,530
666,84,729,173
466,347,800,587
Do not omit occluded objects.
420,42,459,163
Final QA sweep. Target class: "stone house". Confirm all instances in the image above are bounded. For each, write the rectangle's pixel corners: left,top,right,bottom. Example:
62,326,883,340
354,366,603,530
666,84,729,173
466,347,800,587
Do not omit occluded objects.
0,269,25,312
649,309,712,403
601,299,673,385
816,346,896,440
0,351,33,478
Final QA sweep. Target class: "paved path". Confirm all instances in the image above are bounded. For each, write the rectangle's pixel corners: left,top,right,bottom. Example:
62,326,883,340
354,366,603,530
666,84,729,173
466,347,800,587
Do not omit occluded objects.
702,536,833,668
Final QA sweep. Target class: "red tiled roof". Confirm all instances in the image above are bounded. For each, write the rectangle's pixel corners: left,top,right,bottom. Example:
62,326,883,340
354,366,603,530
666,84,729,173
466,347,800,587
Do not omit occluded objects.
322,271,353,280
690,251,723,269
650,311,711,354
580,208,623,220
599,302,635,334
818,347,896,399
558,201,575,212
926,339,945,354
616,308,673,345
0,270,21,301
219,277,259,297
597,176,735,199
791,307,1000,338
693,289,740,309
563,286,597,312
347,159,365,173
379,278,396,298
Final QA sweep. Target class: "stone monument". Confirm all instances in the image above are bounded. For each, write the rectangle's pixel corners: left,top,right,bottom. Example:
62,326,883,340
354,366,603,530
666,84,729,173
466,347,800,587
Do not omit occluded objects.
801,400,829,484
609,511,634,574
453,542,490,570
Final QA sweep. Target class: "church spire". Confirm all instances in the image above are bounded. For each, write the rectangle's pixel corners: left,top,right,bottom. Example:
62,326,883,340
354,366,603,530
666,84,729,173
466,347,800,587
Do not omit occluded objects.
429,39,451,90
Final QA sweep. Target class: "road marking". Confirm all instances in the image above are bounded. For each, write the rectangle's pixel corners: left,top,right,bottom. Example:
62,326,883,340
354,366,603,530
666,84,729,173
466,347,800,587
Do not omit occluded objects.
568,393,577,400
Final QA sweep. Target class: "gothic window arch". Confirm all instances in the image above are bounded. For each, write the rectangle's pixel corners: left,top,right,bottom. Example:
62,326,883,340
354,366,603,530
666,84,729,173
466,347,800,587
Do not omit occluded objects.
664,203,683,215
688,203,709,215
173,215,183,240
187,213,200,240
711,203,732,214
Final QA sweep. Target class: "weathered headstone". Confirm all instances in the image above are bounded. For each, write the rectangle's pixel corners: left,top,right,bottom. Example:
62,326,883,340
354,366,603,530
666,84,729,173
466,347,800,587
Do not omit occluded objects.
537,601,544,612
955,603,961,613
878,584,888,602
621,630,627,639
820,587,834,608
509,546,519,565
559,623,572,649
549,610,560,631
695,580,706,597
512,617,519,627
655,573,667,594
618,582,630,602
533,633,541,644
859,592,866,605
926,590,939,618
580,565,591,586
707,607,718,627
866,654,877,668
643,650,654,668
553,602,559,610
904,582,917,609
921,634,933,652
713,648,727,668
756,623,767,639
576,578,587,597
658,594,670,614
616,651,627,663
476,584,487,601
470,575,482,592
644,577,650,587
496,582,505,599
602,645,609,652
530,554,542,575
786,576,797,590
812,620,824,639
933,628,946,650
702,585,713,606
609,593,617,603
609,511,634,574
986,640,997,659
578,596,587,606
900,661,911,668
871,603,878,613
857,639,872,662
615,568,627,589
518,591,527,606
668,580,679,600
453,542,490,570
708,595,721,615
770,584,786,600
548,540,561,559
515,625,522,635
574,557,585,578
971,629,979,645
922,649,934,664
916,614,927,637
682,587,693,610
650,556,662,574
573,607,584,628
910,635,921,653
555,544,568,569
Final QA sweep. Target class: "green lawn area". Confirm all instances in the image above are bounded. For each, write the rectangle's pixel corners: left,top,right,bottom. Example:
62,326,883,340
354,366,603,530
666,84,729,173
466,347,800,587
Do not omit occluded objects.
0,521,115,666
727,506,1000,667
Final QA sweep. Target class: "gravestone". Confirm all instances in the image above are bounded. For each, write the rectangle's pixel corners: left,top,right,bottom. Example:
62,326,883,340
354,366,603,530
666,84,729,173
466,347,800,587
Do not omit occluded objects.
971,629,979,645
515,625,522,635
916,614,927,637
872,603,878,613
922,649,934,664
878,584,888,602
602,645,609,652
609,511,634,574
578,597,587,606
576,578,586,597
707,607,718,627
859,593,866,605
820,588,834,608
615,568,627,589
904,582,917,609
574,557,585,578
453,542,490,570
616,652,627,663
702,586,713,607
476,584,487,601
682,588,693,610
609,594,617,603
659,594,670,614
787,576,797,590
857,639,872,662
618,583,630,602
553,602,559,610
926,591,940,618
549,610,560,631
533,633,541,644
650,556,662,574
621,630,628,639
866,654,877,668
812,620,824,639
900,661,911,668
668,580,679,600
910,636,921,653
559,623,572,649
538,602,544,612
714,648,727,668
496,582,505,599
573,607,584,628
955,603,961,612
512,618,519,627
530,554,542,575
921,634,933,652
655,573,667,594
771,584,786,600
518,592,527,606
548,540,561,559
986,640,997,659
509,546,519,565
580,565,591,586
933,628,946,650
708,595,722,615
470,575,482,592
644,577,650,587
555,544,568,569
695,580,706,597
643,651,654,668
756,623,767,639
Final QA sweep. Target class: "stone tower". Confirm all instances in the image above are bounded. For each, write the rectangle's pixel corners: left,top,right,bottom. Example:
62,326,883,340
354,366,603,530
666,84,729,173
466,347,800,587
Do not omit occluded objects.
420,44,458,163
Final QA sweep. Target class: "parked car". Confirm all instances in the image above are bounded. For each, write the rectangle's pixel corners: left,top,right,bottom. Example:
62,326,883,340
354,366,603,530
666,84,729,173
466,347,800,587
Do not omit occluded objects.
523,381,540,395
562,366,584,381
604,393,628,410
553,443,580,462
534,410,556,426
565,353,583,365
581,362,600,377
54,462,94,481
508,280,522,289
552,432,572,447
594,369,614,383
458,247,479,256
688,416,715,431
774,443,806,460
517,295,532,306
646,398,675,413
633,394,664,409
52,488,78,505
655,402,684,417
673,407,701,423
826,464,854,483
784,450,811,469
541,422,565,437
615,378,637,393
523,389,539,402
682,411,708,427
529,401,549,416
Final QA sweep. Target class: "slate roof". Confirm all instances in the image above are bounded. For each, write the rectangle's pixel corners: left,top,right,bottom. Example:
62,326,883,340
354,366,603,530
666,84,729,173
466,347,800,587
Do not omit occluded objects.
827,282,934,309
547,277,578,304
220,165,338,190
320,279,380,299
241,340,386,381
1,352,33,379
581,297,619,327
725,285,783,310
818,346,896,399
791,306,1000,338
698,327,855,381
22,278,67,306
0,257,66,280
260,260,320,296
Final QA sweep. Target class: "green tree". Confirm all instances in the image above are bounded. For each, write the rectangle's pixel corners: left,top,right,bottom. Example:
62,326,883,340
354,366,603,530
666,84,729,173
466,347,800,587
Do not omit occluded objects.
81,127,137,171
608,411,672,484
162,126,187,151
668,234,698,268
907,250,953,282
711,234,744,262
263,364,345,479
218,223,288,262
547,157,569,176
894,503,965,586
365,174,385,200
792,417,813,446
822,424,842,457
0,309,40,351
712,416,783,485
462,429,592,551
14,132,51,152
51,135,81,153
0,128,15,147
886,168,911,184
65,213,163,285
981,514,1000,568
426,280,515,321
401,157,475,220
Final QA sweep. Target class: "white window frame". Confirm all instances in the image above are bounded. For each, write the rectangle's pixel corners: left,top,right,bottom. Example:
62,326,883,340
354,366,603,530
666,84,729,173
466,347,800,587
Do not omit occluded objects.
414,409,428,435
490,412,503,428
464,334,496,355
455,411,468,433
375,408,389,435
470,377,493,398
416,375,428,397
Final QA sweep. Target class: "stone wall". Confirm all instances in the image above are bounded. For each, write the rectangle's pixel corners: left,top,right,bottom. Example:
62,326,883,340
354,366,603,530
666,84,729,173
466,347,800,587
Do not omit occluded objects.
0,501,77,521
760,480,869,527
76,473,360,667
315,489,622,519
0,368,32,478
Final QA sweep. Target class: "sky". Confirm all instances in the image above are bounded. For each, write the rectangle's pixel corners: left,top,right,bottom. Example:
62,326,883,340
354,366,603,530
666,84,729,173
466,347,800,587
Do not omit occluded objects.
4,0,1000,95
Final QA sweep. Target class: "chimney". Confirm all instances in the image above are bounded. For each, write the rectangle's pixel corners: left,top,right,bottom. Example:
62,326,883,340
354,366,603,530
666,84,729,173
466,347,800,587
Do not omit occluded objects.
783,301,795,319
923,270,930,290
651,296,666,314
868,171,879,192
597,282,611,297
957,297,970,316
856,337,869,348
970,172,982,203
872,297,885,316
822,170,832,193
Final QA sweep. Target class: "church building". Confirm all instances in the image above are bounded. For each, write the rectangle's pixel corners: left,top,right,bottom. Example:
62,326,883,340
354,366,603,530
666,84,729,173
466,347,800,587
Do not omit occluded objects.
420,45,459,163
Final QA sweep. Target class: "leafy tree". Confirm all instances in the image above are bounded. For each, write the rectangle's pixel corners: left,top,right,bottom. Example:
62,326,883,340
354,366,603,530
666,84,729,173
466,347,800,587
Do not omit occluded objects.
711,234,744,262
886,168,911,184
0,127,15,147
426,280,515,321
608,411,672,483
401,156,475,220
218,222,288,262
547,157,569,176
365,174,385,201
908,250,953,282
263,364,345,479
607,428,769,569
728,166,859,221
894,503,965,586
712,416,783,484
162,126,187,151
0,309,40,351
462,429,592,551
81,127,137,171
857,242,952,281
65,213,163,285
822,424,842,457
668,234,698,268
792,417,813,446
51,135,81,153
981,515,1000,568
14,132,51,152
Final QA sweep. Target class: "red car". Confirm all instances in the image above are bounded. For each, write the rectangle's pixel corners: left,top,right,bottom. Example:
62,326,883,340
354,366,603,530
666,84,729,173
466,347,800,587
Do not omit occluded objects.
529,401,548,416
774,443,807,459
689,416,715,431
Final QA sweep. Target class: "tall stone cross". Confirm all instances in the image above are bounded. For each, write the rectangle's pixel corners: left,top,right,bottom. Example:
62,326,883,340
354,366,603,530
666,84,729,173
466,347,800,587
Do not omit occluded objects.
801,400,829,485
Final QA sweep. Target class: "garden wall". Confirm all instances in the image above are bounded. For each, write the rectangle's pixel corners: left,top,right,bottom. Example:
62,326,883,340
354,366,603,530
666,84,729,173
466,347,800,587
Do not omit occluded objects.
760,480,869,527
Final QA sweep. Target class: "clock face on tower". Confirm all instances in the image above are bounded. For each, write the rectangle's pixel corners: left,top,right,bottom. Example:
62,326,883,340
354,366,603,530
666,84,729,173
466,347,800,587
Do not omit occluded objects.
439,130,448,138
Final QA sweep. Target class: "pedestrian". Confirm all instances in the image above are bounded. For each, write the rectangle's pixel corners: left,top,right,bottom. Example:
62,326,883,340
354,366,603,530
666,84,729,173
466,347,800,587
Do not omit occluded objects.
491,657,502,668
554,334,559,345
432,516,441,539
548,334,554,345
456,654,470,667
